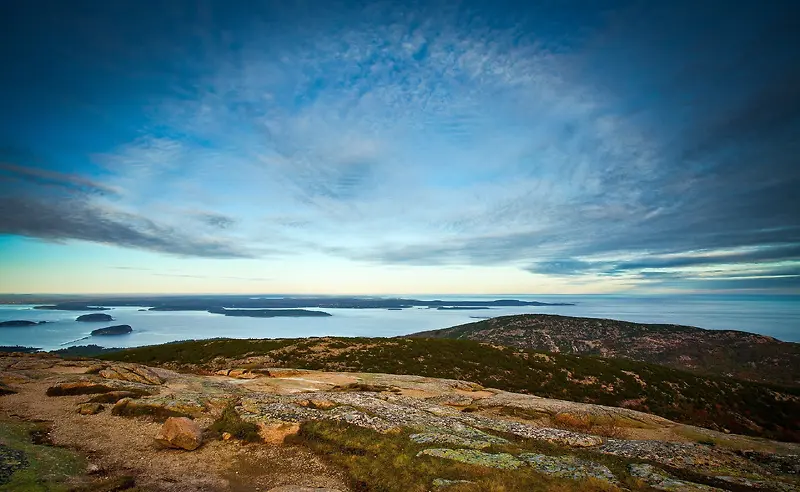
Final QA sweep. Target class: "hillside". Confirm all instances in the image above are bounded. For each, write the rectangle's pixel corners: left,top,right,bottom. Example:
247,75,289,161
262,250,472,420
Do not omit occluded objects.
4,352,800,491
409,314,800,387
100,337,800,442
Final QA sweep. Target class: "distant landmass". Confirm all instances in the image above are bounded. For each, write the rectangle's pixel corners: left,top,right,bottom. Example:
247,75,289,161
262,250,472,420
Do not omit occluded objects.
18,295,573,312
91,325,132,336
34,305,110,311
0,320,46,327
409,314,800,387
436,306,490,310
0,345,40,353
207,308,331,318
76,313,114,322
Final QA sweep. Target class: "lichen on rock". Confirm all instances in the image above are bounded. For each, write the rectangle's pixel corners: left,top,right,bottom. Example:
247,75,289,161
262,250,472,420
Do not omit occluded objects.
518,453,618,484
418,448,522,469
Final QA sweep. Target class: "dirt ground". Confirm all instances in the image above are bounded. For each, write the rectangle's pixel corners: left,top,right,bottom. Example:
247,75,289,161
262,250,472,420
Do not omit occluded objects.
0,377,349,492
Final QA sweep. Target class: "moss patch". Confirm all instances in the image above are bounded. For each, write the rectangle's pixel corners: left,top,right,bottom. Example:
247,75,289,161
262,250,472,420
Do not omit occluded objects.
0,418,85,491
208,403,261,443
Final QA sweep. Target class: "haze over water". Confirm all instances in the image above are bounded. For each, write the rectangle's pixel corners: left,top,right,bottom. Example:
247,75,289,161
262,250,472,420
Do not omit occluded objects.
1,294,797,351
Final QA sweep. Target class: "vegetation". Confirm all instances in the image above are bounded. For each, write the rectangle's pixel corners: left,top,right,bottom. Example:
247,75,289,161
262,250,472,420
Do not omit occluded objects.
410,314,800,387
208,402,262,443
102,337,800,441
50,345,118,357
0,346,40,354
288,420,632,492
0,418,85,491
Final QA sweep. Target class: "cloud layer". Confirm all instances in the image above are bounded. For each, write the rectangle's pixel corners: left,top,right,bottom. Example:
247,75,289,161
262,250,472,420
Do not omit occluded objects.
0,0,798,292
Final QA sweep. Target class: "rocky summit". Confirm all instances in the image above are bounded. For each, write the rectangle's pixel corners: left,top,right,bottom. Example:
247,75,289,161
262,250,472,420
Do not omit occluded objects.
1,352,799,491
410,314,800,387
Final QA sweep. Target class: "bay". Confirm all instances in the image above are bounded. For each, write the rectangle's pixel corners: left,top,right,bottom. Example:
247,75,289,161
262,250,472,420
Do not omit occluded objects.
0,294,798,351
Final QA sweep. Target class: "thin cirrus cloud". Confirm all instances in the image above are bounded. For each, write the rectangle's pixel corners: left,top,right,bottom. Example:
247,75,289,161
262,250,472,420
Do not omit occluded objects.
0,1,798,293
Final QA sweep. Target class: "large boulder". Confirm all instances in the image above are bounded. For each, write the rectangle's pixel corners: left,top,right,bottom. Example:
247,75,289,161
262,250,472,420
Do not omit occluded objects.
111,394,213,420
46,381,121,396
155,417,202,451
98,363,164,385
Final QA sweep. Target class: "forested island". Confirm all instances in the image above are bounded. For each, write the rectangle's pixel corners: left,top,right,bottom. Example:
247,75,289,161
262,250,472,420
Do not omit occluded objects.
76,313,114,322
90,325,133,336
0,320,46,327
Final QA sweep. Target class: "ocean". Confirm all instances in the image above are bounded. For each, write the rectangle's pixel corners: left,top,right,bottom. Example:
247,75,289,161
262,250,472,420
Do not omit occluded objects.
0,294,798,351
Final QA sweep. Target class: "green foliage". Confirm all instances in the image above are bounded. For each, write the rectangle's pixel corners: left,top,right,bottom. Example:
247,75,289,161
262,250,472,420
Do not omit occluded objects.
208,403,261,443
104,337,800,441
289,420,631,492
0,419,86,491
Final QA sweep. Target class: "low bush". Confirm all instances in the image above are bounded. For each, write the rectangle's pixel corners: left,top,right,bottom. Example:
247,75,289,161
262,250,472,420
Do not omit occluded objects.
208,403,261,443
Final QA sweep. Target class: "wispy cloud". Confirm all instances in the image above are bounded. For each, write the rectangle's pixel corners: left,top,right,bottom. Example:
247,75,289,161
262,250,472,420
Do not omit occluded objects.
0,162,119,196
1,1,798,292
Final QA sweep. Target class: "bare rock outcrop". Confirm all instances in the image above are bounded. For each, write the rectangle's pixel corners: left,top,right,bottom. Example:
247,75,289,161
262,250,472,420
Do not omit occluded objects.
98,363,164,385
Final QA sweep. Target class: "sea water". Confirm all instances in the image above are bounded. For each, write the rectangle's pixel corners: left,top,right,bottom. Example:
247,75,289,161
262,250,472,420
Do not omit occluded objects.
0,294,797,351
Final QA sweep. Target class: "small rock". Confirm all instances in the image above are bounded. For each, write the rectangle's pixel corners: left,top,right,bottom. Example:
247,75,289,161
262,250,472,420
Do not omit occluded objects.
86,463,103,475
257,420,301,444
432,478,475,488
222,432,233,441
155,417,203,451
297,399,337,410
77,403,104,415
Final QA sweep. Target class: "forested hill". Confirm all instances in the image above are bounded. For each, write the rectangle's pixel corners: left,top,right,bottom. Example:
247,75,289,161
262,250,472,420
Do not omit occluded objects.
408,314,800,387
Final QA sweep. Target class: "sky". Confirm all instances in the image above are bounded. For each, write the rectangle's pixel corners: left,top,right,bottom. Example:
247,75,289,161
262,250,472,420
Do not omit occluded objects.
0,0,798,295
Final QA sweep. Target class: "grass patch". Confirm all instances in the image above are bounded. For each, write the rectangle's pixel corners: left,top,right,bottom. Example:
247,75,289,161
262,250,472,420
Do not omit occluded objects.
208,403,261,443
674,426,779,453
0,418,86,492
549,413,628,439
288,420,648,492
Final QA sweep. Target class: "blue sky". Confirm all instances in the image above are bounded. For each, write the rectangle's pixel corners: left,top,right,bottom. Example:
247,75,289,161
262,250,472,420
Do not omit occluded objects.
0,0,798,294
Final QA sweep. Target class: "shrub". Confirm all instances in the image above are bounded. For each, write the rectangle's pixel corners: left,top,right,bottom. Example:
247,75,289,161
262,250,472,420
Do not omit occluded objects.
209,403,261,443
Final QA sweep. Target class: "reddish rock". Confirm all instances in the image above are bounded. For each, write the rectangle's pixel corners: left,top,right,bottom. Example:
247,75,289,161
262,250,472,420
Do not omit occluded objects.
155,417,202,450
77,402,104,415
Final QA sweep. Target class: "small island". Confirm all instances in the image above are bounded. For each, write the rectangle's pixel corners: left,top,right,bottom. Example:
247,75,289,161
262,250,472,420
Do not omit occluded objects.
0,320,47,327
207,308,332,318
90,324,132,336
76,313,114,322
436,306,491,310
